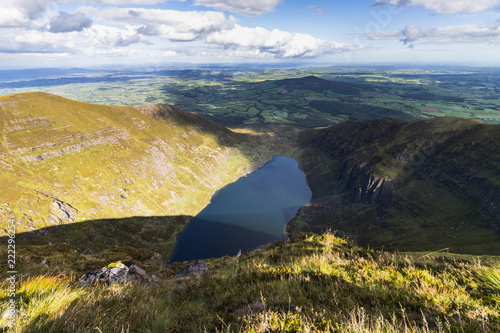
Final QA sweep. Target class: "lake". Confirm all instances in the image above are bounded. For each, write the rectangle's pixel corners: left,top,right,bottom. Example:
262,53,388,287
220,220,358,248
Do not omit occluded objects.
168,156,312,263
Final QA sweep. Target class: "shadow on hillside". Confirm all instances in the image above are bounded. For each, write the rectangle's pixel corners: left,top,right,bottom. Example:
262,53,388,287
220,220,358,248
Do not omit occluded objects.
2,213,289,265
1,215,193,263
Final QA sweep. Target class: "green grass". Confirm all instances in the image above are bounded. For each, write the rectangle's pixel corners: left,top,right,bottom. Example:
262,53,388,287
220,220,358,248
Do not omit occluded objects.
1,232,499,332
0,92,280,233
294,117,500,255
4,67,499,129
477,266,500,295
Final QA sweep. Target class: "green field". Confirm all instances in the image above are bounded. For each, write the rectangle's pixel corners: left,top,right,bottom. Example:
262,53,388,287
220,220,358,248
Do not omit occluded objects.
1,67,499,127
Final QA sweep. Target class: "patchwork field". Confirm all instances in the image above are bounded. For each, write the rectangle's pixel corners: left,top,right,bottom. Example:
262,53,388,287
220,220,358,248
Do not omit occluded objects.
1,66,499,128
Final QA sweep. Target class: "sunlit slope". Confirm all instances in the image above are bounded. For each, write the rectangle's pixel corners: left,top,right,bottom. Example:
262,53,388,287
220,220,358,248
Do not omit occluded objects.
293,117,500,254
0,92,255,232
2,232,499,331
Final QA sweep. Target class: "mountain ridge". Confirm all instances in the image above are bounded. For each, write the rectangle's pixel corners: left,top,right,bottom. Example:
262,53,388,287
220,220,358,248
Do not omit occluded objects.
0,92,270,234
291,116,500,254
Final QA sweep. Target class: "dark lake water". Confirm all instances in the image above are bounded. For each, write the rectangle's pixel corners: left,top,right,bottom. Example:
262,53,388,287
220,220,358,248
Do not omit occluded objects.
168,156,312,263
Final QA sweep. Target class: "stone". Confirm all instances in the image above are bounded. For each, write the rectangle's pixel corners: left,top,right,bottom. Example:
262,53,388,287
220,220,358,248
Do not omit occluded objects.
108,262,133,284
234,301,265,317
79,267,111,287
147,253,163,266
48,200,78,225
174,260,208,278
79,260,149,287
129,264,147,278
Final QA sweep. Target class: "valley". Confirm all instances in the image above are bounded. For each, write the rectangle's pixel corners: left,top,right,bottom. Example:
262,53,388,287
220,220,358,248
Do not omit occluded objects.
1,67,499,332
1,85,499,258
2,0,500,329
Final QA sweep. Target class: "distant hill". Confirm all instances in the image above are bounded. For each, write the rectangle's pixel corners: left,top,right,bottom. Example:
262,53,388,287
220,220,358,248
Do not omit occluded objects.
177,75,416,128
292,116,500,254
268,76,417,122
0,92,263,234
271,75,366,95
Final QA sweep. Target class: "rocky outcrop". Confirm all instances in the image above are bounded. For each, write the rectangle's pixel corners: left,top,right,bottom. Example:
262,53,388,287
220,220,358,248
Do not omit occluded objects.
48,200,78,225
79,260,153,286
340,163,391,204
147,253,164,267
174,260,208,278
37,191,79,225
21,128,131,163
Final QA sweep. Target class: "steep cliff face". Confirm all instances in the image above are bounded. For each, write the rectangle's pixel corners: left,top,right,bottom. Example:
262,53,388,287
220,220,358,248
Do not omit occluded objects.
293,117,500,254
0,93,259,233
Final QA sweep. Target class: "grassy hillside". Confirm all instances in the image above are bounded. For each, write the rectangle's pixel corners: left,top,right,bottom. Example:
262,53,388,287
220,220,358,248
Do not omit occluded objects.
6,215,193,262
292,117,500,255
1,232,499,332
0,92,277,234
170,76,416,128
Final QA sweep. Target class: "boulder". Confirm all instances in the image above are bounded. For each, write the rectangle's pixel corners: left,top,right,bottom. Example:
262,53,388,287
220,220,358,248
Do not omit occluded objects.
79,260,147,287
147,253,164,266
174,259,208,278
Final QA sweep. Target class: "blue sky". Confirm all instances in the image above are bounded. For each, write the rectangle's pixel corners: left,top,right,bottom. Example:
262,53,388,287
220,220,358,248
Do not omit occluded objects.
1,0,499,68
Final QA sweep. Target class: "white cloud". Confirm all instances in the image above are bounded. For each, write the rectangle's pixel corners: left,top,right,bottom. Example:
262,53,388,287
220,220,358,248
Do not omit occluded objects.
49,11,92,33
86,24,148,47
0,0,180,29
367,23,500,46
83,7,234,41
0,0,50,27
0,23,147,55
162,50,179,57
0,3,353,61
0,28,77,53
82,7,354,58
193,0,284,16
85,0,168,4
206,24,352,58
308,5,327,14
375,0,500,14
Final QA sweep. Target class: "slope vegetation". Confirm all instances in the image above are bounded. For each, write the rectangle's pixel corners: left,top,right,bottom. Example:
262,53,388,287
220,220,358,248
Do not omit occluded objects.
292,117,500,254
2,232,499,332
0,92,265,233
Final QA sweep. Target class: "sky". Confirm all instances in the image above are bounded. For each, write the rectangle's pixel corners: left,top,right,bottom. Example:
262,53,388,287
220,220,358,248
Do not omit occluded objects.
1,0,500,68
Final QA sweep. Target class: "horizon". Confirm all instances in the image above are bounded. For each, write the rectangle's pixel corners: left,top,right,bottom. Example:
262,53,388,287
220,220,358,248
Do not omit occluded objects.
2,62,500,72
2,0,500,68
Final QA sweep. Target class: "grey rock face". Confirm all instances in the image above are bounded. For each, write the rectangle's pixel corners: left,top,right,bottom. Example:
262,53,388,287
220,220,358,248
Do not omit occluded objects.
174,260,208,278
147,253,164,266
48,199,78,225
79,261,146,287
